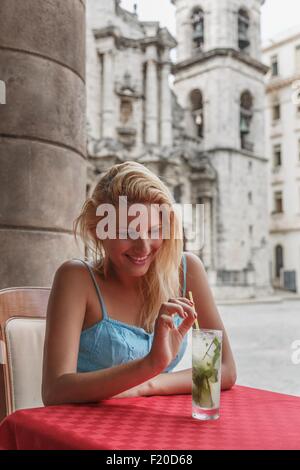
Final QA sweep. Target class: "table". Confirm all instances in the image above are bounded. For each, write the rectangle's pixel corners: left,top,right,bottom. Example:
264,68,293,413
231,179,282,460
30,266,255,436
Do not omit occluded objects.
0,385,299,450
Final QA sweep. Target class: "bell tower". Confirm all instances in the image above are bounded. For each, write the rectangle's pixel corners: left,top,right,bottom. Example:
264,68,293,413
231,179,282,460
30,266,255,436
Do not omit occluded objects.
172,0,271,297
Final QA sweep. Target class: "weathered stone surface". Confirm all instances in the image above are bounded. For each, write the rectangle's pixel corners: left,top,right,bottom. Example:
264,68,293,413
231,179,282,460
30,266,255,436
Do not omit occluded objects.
0,0,86,289
0,230,84,289
0,138,86,230
0,0,85,78
0,50,86,155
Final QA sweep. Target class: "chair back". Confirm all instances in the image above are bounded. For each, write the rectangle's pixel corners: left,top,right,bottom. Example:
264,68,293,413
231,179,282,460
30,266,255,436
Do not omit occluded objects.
0,287,50,417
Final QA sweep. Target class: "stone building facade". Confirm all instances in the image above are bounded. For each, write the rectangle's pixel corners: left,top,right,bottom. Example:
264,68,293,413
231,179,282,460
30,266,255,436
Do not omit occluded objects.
86,0,271,299
263,28,300,294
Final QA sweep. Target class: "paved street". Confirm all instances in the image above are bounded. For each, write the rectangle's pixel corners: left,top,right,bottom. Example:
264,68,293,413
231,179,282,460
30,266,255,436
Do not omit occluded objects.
175,299,300,397
219,299,300,396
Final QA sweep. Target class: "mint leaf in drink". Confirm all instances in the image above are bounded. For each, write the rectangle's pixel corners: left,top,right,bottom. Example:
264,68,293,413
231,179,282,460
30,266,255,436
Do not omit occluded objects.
199,378,214,408
192,363,206,385
192,334,221,411
212,338,221,367
210,368,219,384
193,361,215,408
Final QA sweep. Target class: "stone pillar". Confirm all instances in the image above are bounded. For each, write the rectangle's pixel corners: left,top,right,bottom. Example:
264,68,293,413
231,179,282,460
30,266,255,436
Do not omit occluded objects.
0,0,86,289
145,45,159,145
160,49,173,147
202,197,212,268
102,50,115,139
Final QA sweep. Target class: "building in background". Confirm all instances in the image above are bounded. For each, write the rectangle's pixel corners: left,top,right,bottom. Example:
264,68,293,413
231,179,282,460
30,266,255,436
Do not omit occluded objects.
172,0,270,298
263,27,300,294
86,0,271,299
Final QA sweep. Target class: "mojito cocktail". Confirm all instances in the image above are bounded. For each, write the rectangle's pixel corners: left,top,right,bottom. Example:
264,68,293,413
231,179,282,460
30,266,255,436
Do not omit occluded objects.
192,329,223,420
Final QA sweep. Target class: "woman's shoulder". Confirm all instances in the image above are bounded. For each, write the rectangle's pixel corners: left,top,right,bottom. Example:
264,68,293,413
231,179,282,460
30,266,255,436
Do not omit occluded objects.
183,251,205,274
53,259,90,287
182,251,203,264
56,258,87,274
183,252,207,296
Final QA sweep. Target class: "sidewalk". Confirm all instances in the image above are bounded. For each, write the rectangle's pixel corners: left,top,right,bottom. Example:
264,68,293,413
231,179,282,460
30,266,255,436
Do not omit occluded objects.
217,289,300,306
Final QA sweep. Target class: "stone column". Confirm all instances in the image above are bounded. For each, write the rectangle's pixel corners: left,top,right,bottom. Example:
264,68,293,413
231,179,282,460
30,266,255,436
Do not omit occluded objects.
102,50,115,139
160,49,173,147
0,0,86,289
145,45,159,145
202,197,212,268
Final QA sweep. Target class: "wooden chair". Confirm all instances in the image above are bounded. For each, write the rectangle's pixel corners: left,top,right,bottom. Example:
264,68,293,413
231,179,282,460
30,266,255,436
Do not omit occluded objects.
0,287,50,419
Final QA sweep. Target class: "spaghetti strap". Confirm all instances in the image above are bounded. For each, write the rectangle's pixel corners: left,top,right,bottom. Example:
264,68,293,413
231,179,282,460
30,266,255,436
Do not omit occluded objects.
182,253,187,297
72,258,108,320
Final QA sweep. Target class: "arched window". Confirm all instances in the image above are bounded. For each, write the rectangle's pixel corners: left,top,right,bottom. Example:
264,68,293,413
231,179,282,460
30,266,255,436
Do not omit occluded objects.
238,8,250,51
275,245,284,279
191,7,204,50
240,90,253,151
272,94,281,122
120,97,133,126
190,89,204,138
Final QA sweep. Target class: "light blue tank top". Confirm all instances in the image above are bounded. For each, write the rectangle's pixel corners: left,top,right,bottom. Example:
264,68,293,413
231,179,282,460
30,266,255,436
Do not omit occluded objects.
76,254,188,374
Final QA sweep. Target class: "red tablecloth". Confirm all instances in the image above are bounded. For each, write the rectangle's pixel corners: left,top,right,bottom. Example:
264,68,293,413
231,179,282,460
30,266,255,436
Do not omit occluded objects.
0,385,299,450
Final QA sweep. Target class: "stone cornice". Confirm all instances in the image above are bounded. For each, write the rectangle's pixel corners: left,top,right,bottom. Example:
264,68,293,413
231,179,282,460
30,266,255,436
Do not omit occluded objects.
140,33,177,50
270,226,300,234
266,73,300,93
172,48,269,75
93,26,121,41
206,146,268,162
118,36,142,49
171,0,265,4
158,27,177,49
262,31,300,54
93,27,176,51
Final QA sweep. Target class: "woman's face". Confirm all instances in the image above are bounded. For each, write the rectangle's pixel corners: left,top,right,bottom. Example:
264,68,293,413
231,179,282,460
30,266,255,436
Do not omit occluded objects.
100,203,165,277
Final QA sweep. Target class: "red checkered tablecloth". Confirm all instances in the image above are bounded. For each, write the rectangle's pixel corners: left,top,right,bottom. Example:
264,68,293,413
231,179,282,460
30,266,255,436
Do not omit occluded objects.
0,385,299,450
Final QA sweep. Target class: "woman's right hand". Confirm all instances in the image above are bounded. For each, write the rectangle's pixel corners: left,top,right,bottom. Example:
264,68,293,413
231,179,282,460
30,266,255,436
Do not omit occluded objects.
147,297,197,373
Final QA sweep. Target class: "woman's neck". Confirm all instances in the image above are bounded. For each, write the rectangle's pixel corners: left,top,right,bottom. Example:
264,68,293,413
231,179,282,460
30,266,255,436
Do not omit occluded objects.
107,262,141,291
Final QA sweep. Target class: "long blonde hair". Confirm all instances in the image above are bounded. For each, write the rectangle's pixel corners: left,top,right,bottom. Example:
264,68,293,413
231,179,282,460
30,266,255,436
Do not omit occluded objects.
73,161,184,333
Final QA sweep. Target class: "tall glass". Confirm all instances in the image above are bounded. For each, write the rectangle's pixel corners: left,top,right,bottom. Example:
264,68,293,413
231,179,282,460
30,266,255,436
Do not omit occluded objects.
192,329,223,421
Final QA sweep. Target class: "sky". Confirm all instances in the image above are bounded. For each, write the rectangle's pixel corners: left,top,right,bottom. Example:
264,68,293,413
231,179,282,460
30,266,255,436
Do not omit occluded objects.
121,0,300,44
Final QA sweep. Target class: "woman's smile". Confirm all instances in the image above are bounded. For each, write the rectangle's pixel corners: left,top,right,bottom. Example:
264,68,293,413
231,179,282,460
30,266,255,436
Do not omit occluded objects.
124,252,152,266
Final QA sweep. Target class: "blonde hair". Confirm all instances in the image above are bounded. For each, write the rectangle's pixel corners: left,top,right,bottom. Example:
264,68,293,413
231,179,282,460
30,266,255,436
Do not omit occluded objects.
73,161,184,333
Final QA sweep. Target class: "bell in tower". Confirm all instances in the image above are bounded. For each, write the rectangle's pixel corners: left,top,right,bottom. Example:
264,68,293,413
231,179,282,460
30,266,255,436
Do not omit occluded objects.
238,8,250,51
191,7,204,50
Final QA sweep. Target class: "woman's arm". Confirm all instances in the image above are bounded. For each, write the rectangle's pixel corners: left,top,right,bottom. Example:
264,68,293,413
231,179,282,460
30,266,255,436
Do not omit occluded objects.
42,261,163,405
113,363,234,399
149,369,192,395
148,363,235,395
112,369,192,398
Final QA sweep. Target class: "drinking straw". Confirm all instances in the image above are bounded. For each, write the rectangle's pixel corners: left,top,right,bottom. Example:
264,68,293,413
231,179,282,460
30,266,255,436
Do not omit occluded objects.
188,291,200,329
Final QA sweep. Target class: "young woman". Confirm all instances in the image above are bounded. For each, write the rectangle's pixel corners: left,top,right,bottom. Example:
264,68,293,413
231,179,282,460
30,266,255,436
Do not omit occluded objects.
42,161,236,405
